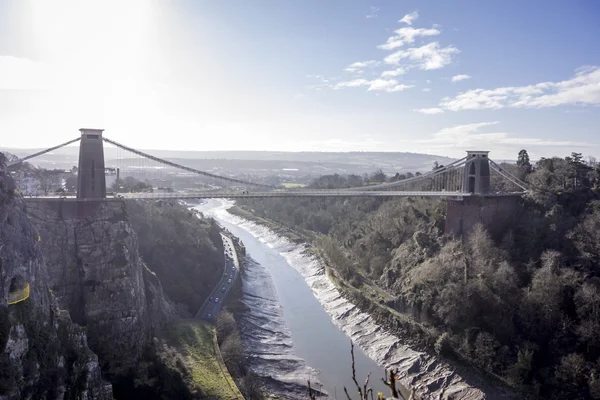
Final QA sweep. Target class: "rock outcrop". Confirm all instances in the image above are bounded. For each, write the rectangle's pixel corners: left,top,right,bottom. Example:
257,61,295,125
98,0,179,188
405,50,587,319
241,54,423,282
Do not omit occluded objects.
25,199,174,380
0,153,113,399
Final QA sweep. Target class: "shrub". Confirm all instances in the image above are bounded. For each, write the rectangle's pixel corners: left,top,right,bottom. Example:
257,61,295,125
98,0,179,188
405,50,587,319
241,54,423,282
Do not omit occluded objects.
434,332,452,356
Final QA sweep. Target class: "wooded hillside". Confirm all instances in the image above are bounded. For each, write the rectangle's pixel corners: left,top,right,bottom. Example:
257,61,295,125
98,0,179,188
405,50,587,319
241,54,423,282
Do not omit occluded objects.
238,151,600,399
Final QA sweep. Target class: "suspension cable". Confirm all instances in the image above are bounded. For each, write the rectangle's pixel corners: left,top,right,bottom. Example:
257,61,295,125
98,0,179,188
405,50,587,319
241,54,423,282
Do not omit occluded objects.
488,159,530,191
102,137,277,189
342,156,468,191
489,165,528,191
7,137,81,168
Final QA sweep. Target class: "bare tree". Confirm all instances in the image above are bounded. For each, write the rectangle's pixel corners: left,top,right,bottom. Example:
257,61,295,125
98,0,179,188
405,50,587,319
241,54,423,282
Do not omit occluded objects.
308,342,414,400
35,169,62,194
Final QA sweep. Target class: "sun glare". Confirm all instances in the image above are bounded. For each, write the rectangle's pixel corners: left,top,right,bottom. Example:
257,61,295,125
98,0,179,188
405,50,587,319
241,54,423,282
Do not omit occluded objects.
17,0,165,133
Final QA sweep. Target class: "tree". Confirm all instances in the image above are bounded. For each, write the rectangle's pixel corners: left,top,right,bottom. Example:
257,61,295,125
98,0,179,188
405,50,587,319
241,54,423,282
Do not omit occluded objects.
517,149,532,177
112,176,152,193
369,169,386,183
566,152,591,188
569,209,600,272
517,149,531,169
35,169,62,194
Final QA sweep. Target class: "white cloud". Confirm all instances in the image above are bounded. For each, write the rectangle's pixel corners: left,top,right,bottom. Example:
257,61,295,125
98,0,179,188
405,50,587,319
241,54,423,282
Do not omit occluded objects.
344,60,380,73
380,67,407,78
335,78,414,93
335,79,370,88
384,42,460,70
366,6,379,19
399,11,419,25
422,88,431,92
306,74,339,91
419,121,589,152
415,107,443,114
316,12,458,94
451,74,471,82
377,27,440,50
440,66,600,111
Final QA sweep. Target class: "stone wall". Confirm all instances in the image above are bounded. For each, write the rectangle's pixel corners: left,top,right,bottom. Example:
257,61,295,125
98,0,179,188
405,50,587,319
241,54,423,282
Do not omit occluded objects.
445,195,522,238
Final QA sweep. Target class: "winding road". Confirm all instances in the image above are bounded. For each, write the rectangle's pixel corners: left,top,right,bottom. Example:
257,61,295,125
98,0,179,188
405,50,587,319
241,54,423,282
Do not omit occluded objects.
195,233,240,320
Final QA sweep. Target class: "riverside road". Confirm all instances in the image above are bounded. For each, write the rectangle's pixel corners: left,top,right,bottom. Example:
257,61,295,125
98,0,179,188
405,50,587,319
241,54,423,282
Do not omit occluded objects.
196,233,240,320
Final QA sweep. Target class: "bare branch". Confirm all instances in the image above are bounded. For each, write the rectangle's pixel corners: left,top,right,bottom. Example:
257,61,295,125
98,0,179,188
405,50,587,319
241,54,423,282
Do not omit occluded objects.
366,387,374,400
349,341,364,399
382,369,404,399
363,372,372,399
344,386,353,400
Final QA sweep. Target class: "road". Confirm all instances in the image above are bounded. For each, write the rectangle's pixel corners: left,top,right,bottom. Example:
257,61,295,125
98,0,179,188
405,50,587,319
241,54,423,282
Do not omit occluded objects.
22,190,474,202
195,233,240,320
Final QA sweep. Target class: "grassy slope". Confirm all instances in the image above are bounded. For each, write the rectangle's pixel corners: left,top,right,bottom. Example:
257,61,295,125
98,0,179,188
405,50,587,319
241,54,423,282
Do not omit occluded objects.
280,182,306,188
162,320,243,400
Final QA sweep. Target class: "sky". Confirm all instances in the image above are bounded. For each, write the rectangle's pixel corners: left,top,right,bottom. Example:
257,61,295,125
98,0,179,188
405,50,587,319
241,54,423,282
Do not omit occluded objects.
0,0,599,160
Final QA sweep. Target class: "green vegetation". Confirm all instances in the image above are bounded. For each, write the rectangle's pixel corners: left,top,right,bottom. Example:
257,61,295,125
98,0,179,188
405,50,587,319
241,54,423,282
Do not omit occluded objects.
123,199,256,398
216,310,264,400
161,320,242,399
126,200,224,314
281,182,306,188
238,150,600,399
112,176,153,193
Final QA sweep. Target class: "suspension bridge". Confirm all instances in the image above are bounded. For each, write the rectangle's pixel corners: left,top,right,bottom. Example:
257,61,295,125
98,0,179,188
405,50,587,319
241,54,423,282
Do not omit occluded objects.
8,128,528,201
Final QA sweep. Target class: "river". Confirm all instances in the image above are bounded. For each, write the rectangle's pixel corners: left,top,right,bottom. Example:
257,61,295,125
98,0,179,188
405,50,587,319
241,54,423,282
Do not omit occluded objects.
194,199,395,399
193,199,499,400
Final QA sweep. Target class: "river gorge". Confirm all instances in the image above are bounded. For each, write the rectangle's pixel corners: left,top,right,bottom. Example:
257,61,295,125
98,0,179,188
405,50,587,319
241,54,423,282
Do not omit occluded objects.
194,199,495,400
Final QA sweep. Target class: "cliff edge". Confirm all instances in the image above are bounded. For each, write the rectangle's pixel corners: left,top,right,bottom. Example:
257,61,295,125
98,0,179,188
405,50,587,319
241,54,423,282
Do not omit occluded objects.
0,153,113,399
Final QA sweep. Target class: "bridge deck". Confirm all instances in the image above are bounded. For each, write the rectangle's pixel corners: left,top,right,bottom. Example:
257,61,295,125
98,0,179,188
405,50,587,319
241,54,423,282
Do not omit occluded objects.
23,190,471,201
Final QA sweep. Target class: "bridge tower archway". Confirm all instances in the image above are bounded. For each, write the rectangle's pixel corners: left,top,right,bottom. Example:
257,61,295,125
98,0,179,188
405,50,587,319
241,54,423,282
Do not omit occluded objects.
462,151,490,195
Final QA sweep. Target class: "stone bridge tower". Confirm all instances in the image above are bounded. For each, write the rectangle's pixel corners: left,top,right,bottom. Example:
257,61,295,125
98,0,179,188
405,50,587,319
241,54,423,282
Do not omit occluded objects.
462,151,491,195
77,128,106,199
445,150,520,239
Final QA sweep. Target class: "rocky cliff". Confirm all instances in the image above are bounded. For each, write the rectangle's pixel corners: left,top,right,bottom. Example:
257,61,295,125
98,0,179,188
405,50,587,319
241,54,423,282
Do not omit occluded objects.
24,199,175,382
0,154,113,399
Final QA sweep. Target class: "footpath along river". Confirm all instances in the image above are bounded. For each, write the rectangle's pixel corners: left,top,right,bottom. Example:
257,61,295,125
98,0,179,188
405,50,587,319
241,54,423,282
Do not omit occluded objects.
194,199,494,400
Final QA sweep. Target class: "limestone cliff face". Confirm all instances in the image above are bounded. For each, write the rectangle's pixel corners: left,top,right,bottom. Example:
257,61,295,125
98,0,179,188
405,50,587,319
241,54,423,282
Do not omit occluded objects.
25,199,174,379
0,156,113,399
